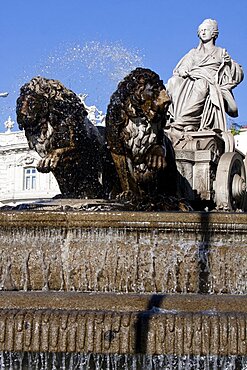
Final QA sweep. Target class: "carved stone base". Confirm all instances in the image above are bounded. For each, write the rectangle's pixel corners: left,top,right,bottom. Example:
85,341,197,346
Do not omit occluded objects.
175,148,217,203
174,131,247,210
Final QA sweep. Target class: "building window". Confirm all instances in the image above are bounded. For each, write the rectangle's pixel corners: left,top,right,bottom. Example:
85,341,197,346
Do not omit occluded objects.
24,167,37,190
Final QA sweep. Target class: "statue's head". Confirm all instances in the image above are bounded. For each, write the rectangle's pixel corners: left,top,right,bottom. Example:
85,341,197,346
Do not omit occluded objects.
197,18,219,42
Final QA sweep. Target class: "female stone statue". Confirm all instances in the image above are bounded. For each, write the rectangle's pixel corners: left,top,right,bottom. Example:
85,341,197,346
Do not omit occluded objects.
166,19,244,133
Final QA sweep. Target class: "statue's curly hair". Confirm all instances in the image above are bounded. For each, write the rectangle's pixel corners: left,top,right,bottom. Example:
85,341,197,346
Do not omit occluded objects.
197,18,219,41
16,76,87,130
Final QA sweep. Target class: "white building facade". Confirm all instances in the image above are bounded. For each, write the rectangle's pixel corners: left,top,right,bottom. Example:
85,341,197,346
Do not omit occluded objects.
234,127,247,155
0,120,60,206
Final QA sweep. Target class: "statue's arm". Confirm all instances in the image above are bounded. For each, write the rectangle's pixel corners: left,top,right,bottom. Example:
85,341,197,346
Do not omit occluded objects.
220,49,244,89
173,49,195,78
230,60,244,87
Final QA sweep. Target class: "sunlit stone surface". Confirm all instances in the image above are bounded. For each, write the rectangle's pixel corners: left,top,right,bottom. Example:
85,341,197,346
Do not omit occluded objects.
0,210,246,361
0,210,246,294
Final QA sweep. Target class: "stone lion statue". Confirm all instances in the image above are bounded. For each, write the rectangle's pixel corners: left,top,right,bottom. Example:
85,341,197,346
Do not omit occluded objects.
106,67,178,201
16,76,108,198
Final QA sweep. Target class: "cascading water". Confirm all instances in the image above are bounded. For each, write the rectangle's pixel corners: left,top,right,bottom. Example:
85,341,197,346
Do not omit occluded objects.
0,353,247,370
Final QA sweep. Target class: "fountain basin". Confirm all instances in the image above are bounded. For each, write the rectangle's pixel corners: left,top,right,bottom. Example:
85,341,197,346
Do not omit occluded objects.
0,209,247,358
0,210,246,294
0,291,246,355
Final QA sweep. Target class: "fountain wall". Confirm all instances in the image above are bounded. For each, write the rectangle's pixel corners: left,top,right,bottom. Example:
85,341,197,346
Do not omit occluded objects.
0,211,246,294
0,210,246,357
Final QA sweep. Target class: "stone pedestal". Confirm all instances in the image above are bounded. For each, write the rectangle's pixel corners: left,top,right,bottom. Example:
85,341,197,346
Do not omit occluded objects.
174,131,244,209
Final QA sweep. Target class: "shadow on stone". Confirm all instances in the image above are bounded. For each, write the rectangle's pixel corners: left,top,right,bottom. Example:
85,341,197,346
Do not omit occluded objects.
199,212,211,294
135,294,165,354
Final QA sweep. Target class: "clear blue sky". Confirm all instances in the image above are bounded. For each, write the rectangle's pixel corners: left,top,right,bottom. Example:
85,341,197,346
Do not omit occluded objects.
0,0,247,131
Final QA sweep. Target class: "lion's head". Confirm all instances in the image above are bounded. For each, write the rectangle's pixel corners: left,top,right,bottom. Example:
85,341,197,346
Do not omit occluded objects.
106,68,170,156
106,67,170,127
16,76,88,157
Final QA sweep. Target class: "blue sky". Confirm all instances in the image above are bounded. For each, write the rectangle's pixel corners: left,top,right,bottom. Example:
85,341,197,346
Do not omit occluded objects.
0,0,247,131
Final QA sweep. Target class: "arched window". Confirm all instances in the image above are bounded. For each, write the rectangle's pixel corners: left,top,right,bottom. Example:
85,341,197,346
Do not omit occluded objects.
23,167,37,190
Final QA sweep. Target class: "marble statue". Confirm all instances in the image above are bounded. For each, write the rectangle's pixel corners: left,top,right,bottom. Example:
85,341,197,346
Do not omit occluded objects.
166,19,244,135
15,65,246,211
78,93,106,126
4,116,14,133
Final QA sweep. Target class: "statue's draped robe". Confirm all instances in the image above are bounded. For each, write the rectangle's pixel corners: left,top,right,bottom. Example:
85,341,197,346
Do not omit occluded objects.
167,46,243,131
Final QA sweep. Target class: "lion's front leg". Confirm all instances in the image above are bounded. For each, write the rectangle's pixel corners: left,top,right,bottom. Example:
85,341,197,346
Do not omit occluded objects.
37,148,73,173
145,145,167,170
110,152,141,196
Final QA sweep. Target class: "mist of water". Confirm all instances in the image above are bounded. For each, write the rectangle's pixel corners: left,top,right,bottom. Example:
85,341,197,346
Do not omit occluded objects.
0,40,144,130
39,40,144,108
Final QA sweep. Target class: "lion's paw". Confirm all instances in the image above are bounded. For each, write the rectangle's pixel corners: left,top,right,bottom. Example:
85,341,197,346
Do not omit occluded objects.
37,154,60,173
